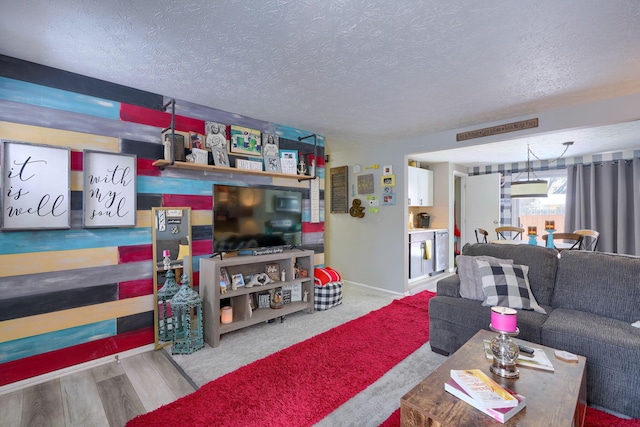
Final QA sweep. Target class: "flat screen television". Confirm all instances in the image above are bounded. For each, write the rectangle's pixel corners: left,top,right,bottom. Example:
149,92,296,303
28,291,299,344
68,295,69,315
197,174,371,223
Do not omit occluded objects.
213,184,303,253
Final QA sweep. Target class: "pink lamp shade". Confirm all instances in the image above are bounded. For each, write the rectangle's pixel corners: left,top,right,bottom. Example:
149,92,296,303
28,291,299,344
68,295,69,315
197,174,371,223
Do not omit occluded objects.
491,306,517,333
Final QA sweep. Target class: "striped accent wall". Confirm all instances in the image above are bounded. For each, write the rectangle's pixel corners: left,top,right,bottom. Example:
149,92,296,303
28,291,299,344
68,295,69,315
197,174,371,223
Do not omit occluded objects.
468,149,640,226
0,55,325,387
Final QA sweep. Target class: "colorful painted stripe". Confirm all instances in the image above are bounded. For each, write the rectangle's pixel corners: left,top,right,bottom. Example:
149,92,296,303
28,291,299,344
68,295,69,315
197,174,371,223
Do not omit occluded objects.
0,295,153,343
0,230,150,255
120,103,205,133
0,77,120,120
0,326,154,387
0,320,116,363
0,121,119,152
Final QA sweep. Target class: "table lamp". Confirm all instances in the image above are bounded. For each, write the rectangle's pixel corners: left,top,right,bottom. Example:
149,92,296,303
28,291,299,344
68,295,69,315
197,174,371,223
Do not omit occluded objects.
489,306,520,378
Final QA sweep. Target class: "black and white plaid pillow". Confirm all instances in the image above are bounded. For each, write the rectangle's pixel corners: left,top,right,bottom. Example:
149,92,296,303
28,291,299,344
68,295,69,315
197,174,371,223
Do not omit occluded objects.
476,260,546,314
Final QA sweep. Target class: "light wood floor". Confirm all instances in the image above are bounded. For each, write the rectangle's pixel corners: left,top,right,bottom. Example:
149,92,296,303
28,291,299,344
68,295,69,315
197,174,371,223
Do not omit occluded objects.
0,350,196,427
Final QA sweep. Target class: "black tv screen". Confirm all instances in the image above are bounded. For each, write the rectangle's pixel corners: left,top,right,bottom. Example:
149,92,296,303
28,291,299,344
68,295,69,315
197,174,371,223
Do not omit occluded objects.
213,184,303,252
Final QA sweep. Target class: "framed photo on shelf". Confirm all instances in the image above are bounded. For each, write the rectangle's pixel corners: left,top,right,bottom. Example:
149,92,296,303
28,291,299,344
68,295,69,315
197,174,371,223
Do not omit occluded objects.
265,263,281,282
205,121,228,150
212,146,230,167
263,155,281,173
229,125,262,157
189,131,205,151
220,267,231,288
231,273,245,289
262,133,280,156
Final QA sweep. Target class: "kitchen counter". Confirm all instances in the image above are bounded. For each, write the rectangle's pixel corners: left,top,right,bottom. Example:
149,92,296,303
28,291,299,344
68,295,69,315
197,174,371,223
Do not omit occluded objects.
408,228,448,233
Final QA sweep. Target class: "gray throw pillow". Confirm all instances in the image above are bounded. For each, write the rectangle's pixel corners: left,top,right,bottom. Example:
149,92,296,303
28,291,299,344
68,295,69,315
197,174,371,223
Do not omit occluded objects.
477,260,547,314
457,255,514,300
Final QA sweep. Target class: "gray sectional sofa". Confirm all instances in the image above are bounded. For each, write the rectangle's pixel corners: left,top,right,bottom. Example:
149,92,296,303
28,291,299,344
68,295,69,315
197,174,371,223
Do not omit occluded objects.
428,243,640,418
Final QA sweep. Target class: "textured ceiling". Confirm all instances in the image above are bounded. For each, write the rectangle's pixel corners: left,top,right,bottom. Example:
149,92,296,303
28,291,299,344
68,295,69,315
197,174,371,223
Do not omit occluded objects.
1,0,640,166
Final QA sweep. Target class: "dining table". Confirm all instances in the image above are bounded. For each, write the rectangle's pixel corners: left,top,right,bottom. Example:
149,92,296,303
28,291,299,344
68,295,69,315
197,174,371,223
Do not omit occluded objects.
489,239,575,250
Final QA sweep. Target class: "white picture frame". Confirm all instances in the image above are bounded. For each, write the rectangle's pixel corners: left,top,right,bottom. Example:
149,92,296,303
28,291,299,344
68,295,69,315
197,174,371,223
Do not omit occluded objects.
83,150,137,228
1,140,70,230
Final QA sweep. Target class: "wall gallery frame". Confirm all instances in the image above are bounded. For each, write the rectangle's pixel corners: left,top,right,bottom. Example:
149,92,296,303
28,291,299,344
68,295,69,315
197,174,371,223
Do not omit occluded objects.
1,140,70,230
83,150,137,228
381,174,396,186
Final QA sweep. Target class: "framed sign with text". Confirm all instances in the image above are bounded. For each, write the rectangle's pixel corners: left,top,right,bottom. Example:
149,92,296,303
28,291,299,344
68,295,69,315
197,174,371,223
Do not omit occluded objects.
1,140,70,230
83,150,137,228
330,166,349,213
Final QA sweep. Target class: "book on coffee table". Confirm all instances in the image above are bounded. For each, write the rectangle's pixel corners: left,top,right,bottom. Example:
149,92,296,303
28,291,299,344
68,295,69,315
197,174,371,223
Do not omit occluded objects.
445,378,526,423
483,340,555,372
450,369,519,408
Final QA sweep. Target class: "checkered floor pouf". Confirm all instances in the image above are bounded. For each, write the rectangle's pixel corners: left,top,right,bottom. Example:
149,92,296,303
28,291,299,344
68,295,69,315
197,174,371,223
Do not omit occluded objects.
314,281,343,311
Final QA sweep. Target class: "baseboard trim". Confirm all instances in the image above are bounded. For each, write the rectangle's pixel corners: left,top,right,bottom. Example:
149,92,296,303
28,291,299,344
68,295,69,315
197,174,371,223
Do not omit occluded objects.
343,280,406,297
0,344,155,396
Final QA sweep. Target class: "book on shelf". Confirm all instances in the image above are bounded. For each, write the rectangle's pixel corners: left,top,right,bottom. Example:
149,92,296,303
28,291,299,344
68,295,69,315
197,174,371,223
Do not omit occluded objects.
445,378,526,423
449,369,519,409
483,340,554,372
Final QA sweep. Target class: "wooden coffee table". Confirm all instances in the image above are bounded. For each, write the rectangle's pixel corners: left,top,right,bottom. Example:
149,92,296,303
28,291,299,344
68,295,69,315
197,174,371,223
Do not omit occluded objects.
400,329,586,426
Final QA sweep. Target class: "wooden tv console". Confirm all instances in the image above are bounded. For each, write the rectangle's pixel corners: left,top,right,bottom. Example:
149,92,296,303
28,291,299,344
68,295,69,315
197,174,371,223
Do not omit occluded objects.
199,250,315,347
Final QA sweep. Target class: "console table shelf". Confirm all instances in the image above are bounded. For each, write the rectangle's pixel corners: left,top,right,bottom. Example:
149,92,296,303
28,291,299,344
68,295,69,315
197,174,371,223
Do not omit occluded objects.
152,160,315,181
199,250,315,347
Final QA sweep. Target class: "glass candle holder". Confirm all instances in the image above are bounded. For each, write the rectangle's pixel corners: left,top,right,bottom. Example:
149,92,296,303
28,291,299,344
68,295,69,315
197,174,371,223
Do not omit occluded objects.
489,326,520,378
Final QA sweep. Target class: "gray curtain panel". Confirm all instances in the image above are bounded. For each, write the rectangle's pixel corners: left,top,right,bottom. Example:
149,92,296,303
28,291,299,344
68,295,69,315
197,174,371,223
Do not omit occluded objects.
565,157,640,255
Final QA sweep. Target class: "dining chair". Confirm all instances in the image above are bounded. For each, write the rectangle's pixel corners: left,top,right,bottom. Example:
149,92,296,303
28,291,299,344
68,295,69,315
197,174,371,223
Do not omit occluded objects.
542,232,583,251
495,226,525,240
573,229,600,251
475,228,488,243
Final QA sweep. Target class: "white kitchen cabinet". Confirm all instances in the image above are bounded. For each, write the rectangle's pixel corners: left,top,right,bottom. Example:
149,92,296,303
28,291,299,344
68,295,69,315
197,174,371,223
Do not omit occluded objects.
408,166,433,206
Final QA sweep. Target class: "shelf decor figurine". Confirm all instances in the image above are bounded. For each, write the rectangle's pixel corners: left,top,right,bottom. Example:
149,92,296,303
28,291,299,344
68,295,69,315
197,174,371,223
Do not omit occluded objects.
527,226,538,246
545,220,556,248
489,306,520,378
170,273,204,355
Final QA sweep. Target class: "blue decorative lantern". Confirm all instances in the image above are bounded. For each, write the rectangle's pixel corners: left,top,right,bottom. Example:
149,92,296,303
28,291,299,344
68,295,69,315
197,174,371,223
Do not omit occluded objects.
157,269,180,342
170,273,204,355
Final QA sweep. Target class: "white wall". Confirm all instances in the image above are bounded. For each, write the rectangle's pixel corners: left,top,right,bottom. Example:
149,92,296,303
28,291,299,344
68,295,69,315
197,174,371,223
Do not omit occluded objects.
325,92,640,292
324,144,407,294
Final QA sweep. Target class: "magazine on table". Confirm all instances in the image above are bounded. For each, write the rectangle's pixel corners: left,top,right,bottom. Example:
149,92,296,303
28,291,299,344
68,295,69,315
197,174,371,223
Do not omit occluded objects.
445,378,526,423
483,340,554,372
449,369,519,409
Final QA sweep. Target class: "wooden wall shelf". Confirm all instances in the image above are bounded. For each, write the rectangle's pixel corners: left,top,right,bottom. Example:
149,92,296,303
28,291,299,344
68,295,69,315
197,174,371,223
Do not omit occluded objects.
153,160,315,181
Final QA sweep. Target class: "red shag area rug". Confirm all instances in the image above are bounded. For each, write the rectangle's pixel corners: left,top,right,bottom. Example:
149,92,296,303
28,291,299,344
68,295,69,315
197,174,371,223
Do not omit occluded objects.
379,402,640,426
127,291,436,427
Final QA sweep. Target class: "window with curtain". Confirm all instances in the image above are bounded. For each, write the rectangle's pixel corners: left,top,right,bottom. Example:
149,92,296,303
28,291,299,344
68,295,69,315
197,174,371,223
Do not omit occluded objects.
565,157,640,255
512,169,567,235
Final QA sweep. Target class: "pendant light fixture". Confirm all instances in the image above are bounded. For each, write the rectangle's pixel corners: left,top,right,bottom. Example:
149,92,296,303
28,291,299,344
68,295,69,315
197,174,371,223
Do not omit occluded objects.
511,142,573,198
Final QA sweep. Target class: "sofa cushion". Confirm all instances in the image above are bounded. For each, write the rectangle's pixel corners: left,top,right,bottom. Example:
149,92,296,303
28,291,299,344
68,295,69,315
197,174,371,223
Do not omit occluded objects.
458,255,514,300
541,308,640,418
552,251,640,323
477,261,546,314
462,243,559,306
428,296,551,351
